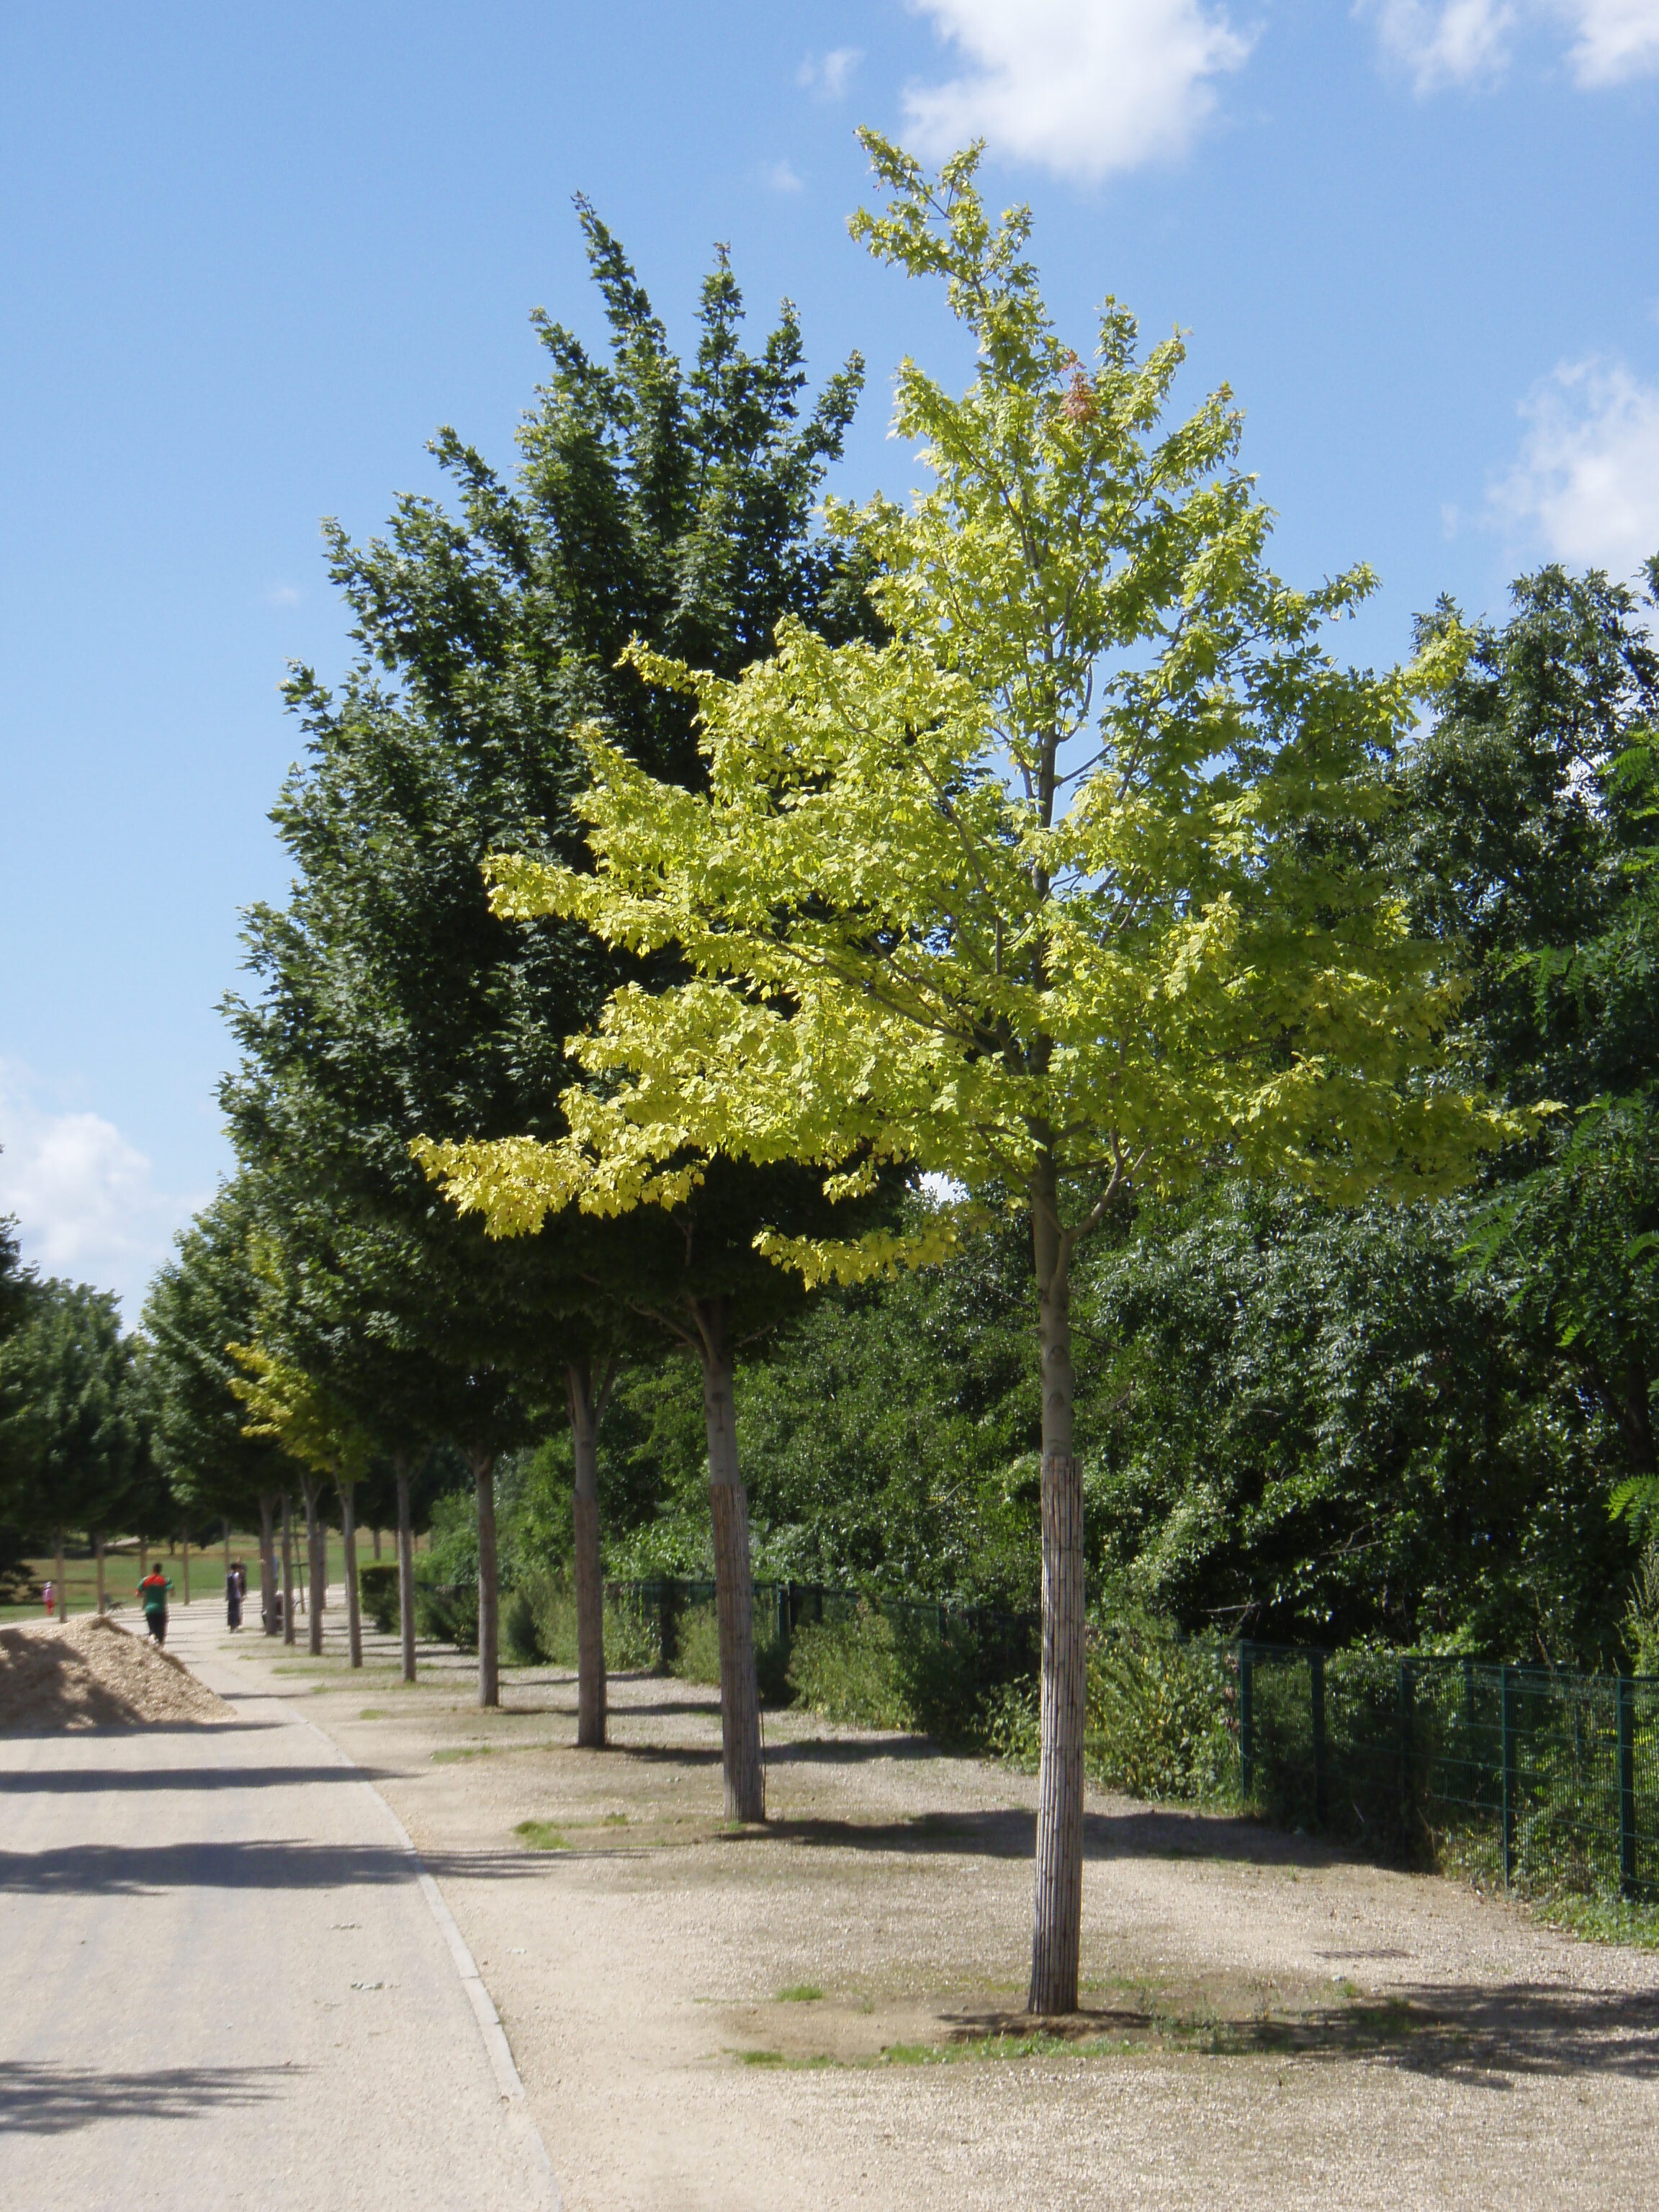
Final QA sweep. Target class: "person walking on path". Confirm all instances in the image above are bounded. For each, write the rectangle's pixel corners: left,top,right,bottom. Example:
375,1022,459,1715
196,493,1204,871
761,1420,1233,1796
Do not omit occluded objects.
42,1581,55,1619
138,1566,172,1645
226,1565,243,1632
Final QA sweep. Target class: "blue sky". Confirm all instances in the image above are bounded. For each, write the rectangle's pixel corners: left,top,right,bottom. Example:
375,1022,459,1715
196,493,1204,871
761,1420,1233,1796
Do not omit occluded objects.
2,0,1656,1317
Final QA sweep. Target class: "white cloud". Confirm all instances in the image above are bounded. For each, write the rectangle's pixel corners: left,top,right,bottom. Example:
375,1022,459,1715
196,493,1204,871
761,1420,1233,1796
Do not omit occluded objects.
264,582,302,607
1365,0,1659,86
902,0,1254,181
798,46,863,98
1490,358,1659,577
1370,1,1517,90
0,1064,198,1321
762,159,805,193
1560,0,1659,83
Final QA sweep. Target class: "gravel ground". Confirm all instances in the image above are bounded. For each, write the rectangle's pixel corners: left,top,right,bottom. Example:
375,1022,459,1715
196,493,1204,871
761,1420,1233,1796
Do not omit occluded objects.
215,1601,1659,2211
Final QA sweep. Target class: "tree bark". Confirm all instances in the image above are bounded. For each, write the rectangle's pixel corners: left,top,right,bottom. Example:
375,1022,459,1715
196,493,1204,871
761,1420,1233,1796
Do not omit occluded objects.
696,1299,764,1823
182,1538,190,1607
94,1530,105,1615
281,1495,295,1646
567,1361,607,1749
55,1529,66,1620
222,1518,231,1579
372,1526,382,1560
341,1480,363,1668
395,1454,417,1684
140,1534,148,1581
1028,1159,1086,2018
257,1493,277,1635
469,1448,500,1709
300,1477,324,1656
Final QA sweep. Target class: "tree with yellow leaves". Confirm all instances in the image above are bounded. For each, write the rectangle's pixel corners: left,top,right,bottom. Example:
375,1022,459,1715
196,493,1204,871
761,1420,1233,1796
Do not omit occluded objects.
420,135,1529,2013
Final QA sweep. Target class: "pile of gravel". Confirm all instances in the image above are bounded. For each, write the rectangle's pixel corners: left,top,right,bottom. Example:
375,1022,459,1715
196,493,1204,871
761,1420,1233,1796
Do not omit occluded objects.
0,1612,230,1731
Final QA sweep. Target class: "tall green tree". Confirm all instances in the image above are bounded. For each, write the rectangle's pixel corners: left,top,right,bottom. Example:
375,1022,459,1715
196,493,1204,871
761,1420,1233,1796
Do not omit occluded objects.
423,139,1525,2011
0,1280,139,1613
227,203,874,1770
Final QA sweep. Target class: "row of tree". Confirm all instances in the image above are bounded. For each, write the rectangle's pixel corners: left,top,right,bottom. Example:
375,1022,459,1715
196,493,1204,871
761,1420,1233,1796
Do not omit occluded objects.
9,134,1652,2022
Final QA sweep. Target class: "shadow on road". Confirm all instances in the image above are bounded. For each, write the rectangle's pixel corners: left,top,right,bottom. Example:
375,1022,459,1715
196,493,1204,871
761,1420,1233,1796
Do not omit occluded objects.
0,2060,302,2133
1,1764,390,1794
0,1840,547,1895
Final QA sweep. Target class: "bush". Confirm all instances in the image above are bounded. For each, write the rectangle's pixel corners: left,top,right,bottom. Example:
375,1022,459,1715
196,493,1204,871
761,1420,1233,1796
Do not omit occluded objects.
521,1573,662,1673
504,1586,544,1665
358,1563,400,1635
1085,1611,1237,1802
670,1599,791,1704
788,1605,909,1729
415,1582,478,1651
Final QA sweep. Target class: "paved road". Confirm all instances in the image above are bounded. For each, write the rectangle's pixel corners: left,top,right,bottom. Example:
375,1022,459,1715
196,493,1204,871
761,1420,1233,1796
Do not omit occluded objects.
0,1604,556,2211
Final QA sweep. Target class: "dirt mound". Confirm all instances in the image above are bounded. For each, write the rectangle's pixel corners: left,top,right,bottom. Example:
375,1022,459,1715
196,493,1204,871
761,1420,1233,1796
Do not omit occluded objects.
0,1612,231,1732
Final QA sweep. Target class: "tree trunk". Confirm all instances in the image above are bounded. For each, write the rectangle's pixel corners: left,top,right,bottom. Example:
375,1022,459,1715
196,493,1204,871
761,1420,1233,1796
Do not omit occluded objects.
469,1448,500,1709
55,1530,66,1621
140,1534,148,1581
257,1493,277,1635
372,1526,382,1560
94,1530,105,1615
567,1361,607,1750
281,1495,295,1646
696,1300,764,1823
341,1480,362,1668
182,1537,191,1606
1028,1162,1085,2017
223,1518,231,1578
301,1478,324,1656
395,1454,417,1684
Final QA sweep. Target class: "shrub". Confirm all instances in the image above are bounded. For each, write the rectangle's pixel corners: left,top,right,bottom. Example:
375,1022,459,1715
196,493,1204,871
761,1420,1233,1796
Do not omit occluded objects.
670,1599,791,1704
788,1604,909,1729
504,1587,544,1665
415,1582,478,1651
1085,1611,1237,1802
358,1563,400,1635
521,1573,663,1673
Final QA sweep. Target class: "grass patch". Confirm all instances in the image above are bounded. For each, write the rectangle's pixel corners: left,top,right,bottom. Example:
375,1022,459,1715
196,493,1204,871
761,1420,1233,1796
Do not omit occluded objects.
737,2049,787,2067
359,1709,390,1719
513,1819,567,1851
1533,1892,1659,1948
601,1812,629,1827
432,1745,492,1765
776,1984,824,2002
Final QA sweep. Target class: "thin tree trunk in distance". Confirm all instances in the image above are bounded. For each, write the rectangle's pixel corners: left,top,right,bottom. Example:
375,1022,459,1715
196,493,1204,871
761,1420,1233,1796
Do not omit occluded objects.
372,1526,382,1560
1027,1161,1085,2017
301,1478,324,1656
341,1480,362,1668
223,1519,231,1578
140,1534,148,1581
257,1493,277,1634
281,1496,295,1646
395,1454,417,1684
469,1449,500,1709
182,1538,190,1607
696,1300,764,1823
55,1530,66,1621
94,1530,105,1615
567,1361,606,1750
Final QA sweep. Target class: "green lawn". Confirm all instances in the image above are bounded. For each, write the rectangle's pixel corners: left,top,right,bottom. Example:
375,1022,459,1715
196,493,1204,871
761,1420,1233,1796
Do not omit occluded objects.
0,1527,409,1624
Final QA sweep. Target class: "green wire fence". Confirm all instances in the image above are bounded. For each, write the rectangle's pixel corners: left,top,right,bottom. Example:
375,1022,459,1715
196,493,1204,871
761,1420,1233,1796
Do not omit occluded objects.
605,1578,1657,1902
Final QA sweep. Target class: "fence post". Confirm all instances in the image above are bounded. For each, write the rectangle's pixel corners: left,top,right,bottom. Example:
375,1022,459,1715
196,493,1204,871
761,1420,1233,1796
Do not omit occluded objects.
1501,1665,1516,1888
777,1583,790,1650
1310,1652,1328,1829
1239,1641,1254,1802
1619,1671,1637,1897
1398,1658,1416,1843
659,1580,677,1669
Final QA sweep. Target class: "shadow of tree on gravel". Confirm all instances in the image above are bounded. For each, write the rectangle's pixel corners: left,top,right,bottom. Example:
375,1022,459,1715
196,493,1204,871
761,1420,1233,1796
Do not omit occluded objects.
0,2061,302,2132
1,1764,388,1794
946,1982,1659,2083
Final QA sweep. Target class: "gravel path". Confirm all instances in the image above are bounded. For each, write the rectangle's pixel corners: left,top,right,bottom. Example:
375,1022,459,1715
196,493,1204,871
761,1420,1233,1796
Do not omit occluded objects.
0,1603,554,2211
56,1593,1659,2210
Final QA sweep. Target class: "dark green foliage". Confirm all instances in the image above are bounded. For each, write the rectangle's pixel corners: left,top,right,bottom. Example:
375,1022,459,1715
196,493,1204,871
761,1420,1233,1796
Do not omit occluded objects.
358,1561,400,1634
0,1280,140,1544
